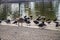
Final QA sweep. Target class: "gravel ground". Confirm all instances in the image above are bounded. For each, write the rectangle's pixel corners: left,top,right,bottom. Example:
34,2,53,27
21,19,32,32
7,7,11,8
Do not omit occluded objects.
0,25,60,40
1,21,60,31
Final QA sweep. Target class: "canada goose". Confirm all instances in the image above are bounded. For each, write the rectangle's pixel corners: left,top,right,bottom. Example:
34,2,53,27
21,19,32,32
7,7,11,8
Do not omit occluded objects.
38,21,46,27
5,19,10,23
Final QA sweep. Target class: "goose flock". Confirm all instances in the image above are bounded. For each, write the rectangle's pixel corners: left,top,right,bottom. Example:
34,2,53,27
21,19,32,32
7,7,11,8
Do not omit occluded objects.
0,16,60,29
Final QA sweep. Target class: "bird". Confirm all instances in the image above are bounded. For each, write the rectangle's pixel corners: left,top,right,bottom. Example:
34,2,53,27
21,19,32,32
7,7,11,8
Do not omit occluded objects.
0,20,2,23
24,16,27,19
46,19,51,24
33,20,39,24
24,17,31,26
36,17,41,21
38,21,46,27
13,20,17,24
54,21,60,27
30,16,33,20
5,19,10,23
26,18,31,25
53,18,57,22
24,16,28,22
26,21,31,24
47,21,51,24
53,18,60,27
